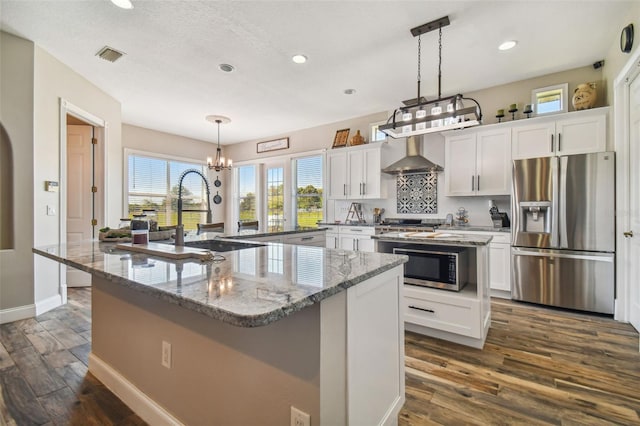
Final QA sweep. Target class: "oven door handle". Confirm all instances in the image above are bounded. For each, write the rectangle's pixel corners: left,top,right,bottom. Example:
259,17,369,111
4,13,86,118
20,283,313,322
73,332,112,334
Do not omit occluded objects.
408,305,435,313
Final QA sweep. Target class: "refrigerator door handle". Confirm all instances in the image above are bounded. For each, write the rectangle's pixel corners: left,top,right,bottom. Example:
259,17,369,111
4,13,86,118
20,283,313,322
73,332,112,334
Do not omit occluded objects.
551,157,559,247
559,156,568,248
512,247,614,262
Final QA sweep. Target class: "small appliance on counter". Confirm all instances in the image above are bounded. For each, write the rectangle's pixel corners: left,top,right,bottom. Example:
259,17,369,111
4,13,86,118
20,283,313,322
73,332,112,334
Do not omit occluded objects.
489,206,510,228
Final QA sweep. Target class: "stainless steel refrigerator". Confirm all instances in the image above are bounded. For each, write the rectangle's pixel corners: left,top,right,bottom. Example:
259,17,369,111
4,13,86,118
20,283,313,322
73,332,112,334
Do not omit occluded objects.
511,152,615,314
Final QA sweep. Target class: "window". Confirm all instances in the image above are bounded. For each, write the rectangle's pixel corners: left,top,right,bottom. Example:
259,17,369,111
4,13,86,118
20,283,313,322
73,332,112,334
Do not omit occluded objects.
266,166,285,232
127,152,208,231
237,165,257,221
294,155,323,227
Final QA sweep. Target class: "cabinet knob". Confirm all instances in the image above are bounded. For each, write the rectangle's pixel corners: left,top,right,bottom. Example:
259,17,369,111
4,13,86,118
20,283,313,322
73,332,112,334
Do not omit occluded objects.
623,230,634,238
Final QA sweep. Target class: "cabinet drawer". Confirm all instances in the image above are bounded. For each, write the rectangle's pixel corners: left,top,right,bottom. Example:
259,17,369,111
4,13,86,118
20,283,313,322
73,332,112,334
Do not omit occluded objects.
340,227,376,236
404,287,481,338
285,233,326,247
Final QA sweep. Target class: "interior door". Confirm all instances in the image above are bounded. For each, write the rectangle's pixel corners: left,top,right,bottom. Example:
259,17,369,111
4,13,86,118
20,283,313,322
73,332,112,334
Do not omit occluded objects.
628,72,640,333
66,124,93,287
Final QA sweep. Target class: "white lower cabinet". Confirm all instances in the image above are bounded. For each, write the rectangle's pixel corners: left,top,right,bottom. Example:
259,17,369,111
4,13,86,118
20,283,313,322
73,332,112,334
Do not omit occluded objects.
324,226,375,252
284,231,326,247
405,286,483,338
403,243,491,349
444,230,511,296
250,230,326,246
487,233,511,296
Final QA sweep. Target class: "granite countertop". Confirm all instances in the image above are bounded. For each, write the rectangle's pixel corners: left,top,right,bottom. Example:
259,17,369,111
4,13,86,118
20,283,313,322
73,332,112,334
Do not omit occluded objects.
33,240,406,328
317,222,377,227
372,231,492,246
192,226,327,241
440,225,511,233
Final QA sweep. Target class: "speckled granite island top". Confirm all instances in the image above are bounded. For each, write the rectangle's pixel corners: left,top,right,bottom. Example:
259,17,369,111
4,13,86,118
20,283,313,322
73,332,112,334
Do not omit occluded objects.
372,232,492,246
33,240,406,328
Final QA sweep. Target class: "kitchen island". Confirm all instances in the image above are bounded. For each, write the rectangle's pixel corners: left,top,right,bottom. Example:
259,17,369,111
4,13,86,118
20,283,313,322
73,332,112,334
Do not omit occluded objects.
374,231,492,349
33,240,406,425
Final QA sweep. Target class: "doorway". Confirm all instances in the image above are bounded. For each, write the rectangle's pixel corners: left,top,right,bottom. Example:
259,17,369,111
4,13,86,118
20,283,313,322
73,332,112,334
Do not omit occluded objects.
59,99,106,296
615,51,640,337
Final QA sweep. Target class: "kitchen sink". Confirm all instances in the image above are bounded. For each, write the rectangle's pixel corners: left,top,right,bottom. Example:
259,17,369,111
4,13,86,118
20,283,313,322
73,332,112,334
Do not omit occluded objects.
184,239,265,252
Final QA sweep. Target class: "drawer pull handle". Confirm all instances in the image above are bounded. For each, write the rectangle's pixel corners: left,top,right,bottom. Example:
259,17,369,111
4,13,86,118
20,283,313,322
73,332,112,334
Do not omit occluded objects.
409,305,435,313
301,236,314,241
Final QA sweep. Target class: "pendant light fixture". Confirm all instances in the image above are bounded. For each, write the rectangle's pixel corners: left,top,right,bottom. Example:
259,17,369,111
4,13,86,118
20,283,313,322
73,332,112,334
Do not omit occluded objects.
205,115,232,172
379,16,483,138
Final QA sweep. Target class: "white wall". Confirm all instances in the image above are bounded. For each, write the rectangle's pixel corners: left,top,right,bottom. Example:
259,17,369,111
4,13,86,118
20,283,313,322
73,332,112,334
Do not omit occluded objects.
0,32,35,319
122,124,225,224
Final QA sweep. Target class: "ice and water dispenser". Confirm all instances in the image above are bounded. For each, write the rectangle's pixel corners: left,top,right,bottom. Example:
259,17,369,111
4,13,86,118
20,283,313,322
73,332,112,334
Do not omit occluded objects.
517,201,552,233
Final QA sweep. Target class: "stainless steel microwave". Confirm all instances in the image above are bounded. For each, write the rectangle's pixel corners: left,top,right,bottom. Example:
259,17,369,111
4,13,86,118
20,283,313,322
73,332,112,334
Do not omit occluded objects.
393,245,468,291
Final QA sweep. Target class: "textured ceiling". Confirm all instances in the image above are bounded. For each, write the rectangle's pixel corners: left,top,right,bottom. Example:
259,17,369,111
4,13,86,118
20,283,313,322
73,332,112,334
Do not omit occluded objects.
0,1,634,144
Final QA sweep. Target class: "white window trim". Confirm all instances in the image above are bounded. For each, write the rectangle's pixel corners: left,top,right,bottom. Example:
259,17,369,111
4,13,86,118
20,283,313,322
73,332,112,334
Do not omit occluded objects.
123,148,207,218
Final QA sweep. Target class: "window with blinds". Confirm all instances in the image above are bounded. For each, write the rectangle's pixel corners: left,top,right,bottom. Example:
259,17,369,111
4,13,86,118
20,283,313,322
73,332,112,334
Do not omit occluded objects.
294,155,323,227
127,154,207,231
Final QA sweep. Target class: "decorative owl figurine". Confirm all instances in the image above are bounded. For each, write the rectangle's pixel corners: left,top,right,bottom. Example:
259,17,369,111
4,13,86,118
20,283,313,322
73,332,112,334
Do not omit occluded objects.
572,83,597,110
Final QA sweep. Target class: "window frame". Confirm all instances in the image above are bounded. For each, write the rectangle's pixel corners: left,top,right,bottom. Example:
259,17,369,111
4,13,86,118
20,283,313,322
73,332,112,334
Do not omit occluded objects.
123,148,209,230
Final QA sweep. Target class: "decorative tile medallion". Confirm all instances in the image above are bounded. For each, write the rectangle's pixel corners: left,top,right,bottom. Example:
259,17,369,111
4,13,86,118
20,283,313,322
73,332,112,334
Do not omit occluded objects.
397,172,437,214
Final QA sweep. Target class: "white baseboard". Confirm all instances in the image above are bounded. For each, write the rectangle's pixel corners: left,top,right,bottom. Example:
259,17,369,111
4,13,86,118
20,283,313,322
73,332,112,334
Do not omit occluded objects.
0,304,36,324
35,294,63,316
88,354,183,426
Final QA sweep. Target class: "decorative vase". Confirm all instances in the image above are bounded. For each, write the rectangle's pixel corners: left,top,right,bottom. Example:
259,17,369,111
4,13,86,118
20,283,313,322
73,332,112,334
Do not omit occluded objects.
350,130,365,146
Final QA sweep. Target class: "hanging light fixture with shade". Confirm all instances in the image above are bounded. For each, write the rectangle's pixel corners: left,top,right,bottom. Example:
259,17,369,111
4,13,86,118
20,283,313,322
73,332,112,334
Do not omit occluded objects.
379,16,483,138
206,115,232,171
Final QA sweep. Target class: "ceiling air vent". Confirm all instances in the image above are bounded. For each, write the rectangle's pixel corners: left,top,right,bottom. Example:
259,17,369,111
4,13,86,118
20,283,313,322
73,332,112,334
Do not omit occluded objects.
96,46,125,63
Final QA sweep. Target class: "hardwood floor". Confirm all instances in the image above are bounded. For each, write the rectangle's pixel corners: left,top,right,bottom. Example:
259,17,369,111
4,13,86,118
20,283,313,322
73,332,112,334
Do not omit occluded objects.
400,298,640,425
0,288,144,425
1,290,639,425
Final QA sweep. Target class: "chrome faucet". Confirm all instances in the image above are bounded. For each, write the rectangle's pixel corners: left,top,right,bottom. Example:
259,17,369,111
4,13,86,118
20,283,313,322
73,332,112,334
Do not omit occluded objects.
175,169,213,246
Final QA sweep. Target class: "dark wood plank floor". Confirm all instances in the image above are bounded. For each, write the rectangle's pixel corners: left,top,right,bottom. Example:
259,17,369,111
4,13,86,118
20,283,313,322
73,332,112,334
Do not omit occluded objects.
1,290,639,425
400,298,640,425
0,288,145,425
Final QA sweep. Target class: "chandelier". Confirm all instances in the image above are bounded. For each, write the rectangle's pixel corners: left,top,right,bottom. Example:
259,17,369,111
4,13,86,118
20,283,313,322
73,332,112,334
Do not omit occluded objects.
205,115,232,171
379,16,482,138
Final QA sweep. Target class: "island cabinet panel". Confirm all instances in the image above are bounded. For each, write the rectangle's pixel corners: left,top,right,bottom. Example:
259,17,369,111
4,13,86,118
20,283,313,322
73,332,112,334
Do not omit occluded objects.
404,286,482,337
89,267,405,426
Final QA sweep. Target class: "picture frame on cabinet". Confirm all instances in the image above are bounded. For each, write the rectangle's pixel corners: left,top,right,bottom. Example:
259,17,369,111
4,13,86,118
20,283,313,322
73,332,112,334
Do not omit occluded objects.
332,128,350,148
531,83,568,116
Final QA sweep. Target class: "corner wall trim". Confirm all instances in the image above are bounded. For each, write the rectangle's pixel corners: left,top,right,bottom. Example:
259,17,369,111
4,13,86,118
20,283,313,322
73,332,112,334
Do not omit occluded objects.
0,304,36,324
35,294,63,316
88,354,184,426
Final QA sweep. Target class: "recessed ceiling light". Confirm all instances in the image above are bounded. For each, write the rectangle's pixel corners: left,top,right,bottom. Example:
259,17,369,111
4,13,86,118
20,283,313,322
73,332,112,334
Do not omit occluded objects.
344,89,356,95
110,0,133,9
292,54,308,64
218,64,235,73
498,40,517,51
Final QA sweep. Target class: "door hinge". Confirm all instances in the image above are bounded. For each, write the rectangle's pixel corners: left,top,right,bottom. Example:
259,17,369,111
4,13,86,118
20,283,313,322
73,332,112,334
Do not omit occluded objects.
91,137,98,145
91,219,98,226
91,186,97,193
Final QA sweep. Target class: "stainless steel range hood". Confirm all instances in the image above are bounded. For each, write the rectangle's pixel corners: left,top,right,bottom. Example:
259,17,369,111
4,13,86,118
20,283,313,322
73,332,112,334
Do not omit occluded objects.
382,135,443,174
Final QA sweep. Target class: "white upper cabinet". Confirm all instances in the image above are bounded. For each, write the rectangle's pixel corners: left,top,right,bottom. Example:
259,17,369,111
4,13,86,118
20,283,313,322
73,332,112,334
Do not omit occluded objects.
445,127,511,196
511,107,607,159
327,151,348,199
327,144,385,200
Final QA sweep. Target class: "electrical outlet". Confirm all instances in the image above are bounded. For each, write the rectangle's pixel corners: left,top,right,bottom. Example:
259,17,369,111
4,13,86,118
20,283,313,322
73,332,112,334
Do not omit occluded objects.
290,406,310,426
162,341,172,369
46,205,56,216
